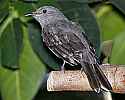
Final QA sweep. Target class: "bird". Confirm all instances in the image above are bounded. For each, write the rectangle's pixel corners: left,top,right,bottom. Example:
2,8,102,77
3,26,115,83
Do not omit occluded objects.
25,6,112,93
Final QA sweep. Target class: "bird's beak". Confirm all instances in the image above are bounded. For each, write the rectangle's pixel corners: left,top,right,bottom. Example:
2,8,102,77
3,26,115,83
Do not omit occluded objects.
25,12,34,16
25,12,43,16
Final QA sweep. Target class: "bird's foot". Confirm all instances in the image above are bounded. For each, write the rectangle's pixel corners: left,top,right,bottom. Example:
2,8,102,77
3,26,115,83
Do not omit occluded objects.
94,88,101,93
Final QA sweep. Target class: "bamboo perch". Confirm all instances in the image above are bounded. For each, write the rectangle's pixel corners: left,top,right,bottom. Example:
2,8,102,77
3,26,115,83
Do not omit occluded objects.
47,64,125,93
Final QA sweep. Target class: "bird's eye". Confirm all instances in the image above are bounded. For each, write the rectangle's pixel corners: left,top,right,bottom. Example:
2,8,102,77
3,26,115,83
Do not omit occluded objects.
43,9,47,13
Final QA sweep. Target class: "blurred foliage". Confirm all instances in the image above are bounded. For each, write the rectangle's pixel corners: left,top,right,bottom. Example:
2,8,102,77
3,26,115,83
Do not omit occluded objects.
0,0,125,100
96,5,125,41
110,32,125,64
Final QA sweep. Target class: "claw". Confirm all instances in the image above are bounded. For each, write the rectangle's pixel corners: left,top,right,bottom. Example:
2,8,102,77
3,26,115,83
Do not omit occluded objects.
80,67,84,74
94,88,101,93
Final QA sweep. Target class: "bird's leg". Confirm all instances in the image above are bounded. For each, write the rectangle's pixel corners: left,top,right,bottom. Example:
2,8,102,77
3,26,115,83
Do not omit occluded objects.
80,67,84,73
80,63,85,74
61,60,66,73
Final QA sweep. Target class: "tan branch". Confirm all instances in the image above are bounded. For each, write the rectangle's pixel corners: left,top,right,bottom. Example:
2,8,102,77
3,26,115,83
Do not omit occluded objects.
47,64,125,93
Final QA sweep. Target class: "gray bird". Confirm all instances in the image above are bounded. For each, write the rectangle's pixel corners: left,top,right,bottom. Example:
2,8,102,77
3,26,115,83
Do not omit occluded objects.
25,6,112,92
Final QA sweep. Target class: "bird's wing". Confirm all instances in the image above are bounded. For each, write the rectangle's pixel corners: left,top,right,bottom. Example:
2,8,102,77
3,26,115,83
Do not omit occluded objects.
43,20,95,63
57,20,97,64
42,20,97,64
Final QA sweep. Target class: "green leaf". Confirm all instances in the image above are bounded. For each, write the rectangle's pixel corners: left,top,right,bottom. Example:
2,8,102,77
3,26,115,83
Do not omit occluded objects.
12,1,35,16
12,0,56,17
96,5,125,41
110,0,125,15
57,0,102,3
0,48,1,65
28,22,61,70
0,0,9,25
0,25,46,100
0,0,9,24
0,0,9,10
1,18,23,68
23,0,38,2
58,2,101,55
110,32,125,64
0,9,9,24
36,0,56,8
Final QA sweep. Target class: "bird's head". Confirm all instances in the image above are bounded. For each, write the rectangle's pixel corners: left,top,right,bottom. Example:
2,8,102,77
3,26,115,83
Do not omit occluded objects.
25,6,68,27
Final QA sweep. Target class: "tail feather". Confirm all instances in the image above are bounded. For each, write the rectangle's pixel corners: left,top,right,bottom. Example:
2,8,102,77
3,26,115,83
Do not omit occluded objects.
81,62,101,93
94,64,112,91
81,61,112,93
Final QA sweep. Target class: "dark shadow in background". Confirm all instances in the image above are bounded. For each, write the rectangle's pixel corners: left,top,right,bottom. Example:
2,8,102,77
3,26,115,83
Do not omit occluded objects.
0,93,2,100
112,93,125,100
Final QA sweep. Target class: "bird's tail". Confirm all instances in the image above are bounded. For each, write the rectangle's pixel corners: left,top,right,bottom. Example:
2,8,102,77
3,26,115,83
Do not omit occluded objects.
94,63,112,91
80,62,112,93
